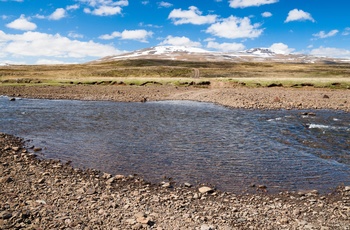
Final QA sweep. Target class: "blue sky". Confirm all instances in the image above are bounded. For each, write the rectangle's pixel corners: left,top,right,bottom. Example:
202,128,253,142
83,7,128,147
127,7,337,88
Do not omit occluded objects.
1,0,350,64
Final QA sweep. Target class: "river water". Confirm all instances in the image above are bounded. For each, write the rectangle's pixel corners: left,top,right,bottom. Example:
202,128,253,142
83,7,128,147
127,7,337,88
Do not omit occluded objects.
1,96,349,193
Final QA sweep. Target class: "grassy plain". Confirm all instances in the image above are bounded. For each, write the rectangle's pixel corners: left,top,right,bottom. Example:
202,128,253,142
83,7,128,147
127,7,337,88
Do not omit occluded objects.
0,59,350,88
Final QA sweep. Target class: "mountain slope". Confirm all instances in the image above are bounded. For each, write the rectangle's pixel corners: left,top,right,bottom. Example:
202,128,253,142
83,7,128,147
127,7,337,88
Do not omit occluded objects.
95,46,348,64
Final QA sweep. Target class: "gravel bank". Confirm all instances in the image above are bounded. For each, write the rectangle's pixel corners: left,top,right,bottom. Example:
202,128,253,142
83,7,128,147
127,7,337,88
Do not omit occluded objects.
1,134,350,229
0,84,349,111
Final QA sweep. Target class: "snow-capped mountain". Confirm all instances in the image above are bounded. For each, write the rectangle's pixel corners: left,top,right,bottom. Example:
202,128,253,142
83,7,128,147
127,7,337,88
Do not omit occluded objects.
96,46,346,63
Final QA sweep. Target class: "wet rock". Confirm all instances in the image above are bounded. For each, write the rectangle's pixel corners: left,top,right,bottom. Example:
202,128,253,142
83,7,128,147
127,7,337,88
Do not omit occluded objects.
9,97,16,101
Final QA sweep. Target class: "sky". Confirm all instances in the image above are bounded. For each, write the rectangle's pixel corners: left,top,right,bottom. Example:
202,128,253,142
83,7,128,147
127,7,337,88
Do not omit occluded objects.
1,0,350,64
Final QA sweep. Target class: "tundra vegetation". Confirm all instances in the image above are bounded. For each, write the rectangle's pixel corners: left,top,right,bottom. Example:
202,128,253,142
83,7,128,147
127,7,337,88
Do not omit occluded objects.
0,59,349,89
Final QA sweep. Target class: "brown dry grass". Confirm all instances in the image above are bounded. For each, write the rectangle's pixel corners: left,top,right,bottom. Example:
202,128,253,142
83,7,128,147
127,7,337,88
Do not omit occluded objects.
0,59,349,88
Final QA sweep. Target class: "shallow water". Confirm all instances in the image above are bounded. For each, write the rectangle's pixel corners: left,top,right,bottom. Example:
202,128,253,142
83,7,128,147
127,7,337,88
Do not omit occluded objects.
1,96,349,193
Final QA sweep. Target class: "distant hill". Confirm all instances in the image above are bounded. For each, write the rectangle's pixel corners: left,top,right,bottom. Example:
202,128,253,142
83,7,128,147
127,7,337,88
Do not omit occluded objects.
94,45,348,64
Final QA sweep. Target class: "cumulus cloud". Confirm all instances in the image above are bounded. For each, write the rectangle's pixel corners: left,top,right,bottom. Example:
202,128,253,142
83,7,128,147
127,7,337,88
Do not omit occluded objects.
229,0,278,8
159,35,202,47
285,9,315,23
6,14,37,31
206,16,263,39
168,6,217,25
206,41,245,52
49,8,67,20
310,46,350,59
158,1,173,8
99,29,153,42
84,6,122,16
0,30,121,62
261,12,272,18
269,43,294,54
79,0,128,16
313,30,338,39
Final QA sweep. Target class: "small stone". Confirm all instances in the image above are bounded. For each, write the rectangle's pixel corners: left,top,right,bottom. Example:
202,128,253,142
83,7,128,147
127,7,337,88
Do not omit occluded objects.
106,177,115,185
12,146,20,151
344,186,350,191
115,174,125,180
136,217,151,225
125,218,136,225
323,94,330,99
1,211,12,220
162,182,171,188
1,176,13,183
184,182,192,187
37,178,45,184
258,185,267,189
35,200,46,205
201,224,216,230
102,173,112,179
86,187,96,195
33,147,42,152
199,186,213,194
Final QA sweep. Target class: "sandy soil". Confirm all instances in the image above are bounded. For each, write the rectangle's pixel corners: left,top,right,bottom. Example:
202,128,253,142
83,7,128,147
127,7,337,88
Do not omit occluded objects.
0,84,349,111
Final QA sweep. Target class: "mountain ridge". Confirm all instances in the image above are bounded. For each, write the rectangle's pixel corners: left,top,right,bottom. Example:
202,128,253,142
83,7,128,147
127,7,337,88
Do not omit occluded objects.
95,46,349,64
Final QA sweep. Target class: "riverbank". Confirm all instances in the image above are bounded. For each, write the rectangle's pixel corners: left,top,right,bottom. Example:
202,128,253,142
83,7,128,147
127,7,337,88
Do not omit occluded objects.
1,133,350,229
0,83,349,111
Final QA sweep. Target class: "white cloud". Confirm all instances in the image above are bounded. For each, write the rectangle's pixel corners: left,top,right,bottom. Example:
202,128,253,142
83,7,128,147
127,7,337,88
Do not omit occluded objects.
141,1,149,5
159,35,202,47
310,46,350,59
158,1,173,8
6,14,37,31
207,41,245,52
79,0,128,16
84,6,122,16
342,28,350,36
261,12,272,18
99,29,153,42
35,59,74,65
66,4,80,11
49,8,67,20
206,16,263,39
168,6,217,25
285,9,315,23
0,30,121,63
269,43,294,54
229,0,278,8
312,30,338,39
68,32,84,39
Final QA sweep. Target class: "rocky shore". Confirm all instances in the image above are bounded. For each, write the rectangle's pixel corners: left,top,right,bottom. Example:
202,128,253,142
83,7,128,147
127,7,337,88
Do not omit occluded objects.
1,84,350,229
1,134,350,229
0,83,349,111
